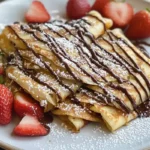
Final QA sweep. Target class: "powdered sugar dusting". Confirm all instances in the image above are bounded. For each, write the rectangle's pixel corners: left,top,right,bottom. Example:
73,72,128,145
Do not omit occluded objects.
58,102,86,116
31,117,150,150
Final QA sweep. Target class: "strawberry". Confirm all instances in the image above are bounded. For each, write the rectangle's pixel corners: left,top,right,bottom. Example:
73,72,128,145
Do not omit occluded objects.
67,0,91,19
126,10,150,40
0,84,13,125
102,1,134,28
13,115,49,136
91,0,109,14
14,92,44,119
25,1,50,23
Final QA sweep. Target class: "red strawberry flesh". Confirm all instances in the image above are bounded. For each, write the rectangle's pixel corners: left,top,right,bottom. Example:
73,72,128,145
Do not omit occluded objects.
0,85,13,125
102,2,134,28
67,0,91,19
13,115,49,136
91,0,109,14
126,10,150,39
25,1,50,23
14,92,44,119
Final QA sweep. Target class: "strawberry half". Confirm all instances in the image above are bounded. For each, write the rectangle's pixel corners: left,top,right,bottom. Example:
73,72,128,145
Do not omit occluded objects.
0,84,13,125
14,92,44,119
91,0,109,14
25,1,50,23
126,10,150,40
13,115,49,136
102,1,134,28
67,0,91,19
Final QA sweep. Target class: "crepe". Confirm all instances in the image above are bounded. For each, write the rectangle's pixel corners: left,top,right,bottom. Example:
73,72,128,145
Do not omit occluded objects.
55,26,150,131
70,87,137,131
1,10,149,133
0,11,113,132
51,26,150,131
66,27,150,131
52,100,100,132
1,10,113,105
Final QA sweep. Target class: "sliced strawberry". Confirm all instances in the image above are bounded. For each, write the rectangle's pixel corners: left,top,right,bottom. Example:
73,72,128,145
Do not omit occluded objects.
13,115,49,136
14,92,44,119
91,0,109,14
25,1,50,23
67,0,91,19
0,84,13,125
102,1,134,28
126,10,150,39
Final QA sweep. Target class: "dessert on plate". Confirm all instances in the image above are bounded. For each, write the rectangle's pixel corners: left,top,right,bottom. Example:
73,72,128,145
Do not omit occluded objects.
0,0,150,134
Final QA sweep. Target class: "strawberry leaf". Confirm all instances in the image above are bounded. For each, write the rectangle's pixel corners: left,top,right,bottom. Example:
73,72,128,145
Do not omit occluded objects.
0,75,4,84
146,8,150,12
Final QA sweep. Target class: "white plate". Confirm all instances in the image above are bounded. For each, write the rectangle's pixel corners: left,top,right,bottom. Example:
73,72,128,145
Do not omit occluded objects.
0,0,150,150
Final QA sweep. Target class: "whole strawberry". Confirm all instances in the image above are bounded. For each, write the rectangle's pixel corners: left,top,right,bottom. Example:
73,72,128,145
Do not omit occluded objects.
67,0,91,19
126,9,150,39
91,0,109,14
0,84,13,125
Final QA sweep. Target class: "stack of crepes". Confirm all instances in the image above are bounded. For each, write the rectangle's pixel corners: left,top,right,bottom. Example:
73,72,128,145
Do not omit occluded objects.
0,11,150,132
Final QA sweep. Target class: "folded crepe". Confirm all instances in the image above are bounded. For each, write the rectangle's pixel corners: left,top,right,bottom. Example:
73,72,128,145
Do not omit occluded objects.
52,100,100,132
69,86,137,131
1,9,149,133
1,11,112,107
51,27,150,132
0,11,113,132
66,27,150,131
51,27,150,131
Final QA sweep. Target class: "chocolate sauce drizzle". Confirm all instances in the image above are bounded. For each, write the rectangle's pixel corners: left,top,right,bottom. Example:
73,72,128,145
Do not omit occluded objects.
50,23,150,112
80,86,130,113
136,99,150,117
9,27,74,100
101,37,145,102
7,32,119,111
49,19,127,84
45,24,107,82
108,32,150,95
86,14,106,31
8,50,63,100
133,40,150,58
40,24,134,112
7,17,150,114
9,24,123,112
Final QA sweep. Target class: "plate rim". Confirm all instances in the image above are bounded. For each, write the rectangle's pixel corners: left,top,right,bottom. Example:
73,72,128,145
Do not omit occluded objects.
0,0,150,150
0,140,21,150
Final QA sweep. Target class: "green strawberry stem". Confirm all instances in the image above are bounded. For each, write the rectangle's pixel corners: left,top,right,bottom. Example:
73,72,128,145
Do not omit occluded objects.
112,0,126,2
0,75,4,84
146,8,150,12
122,0,126,2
